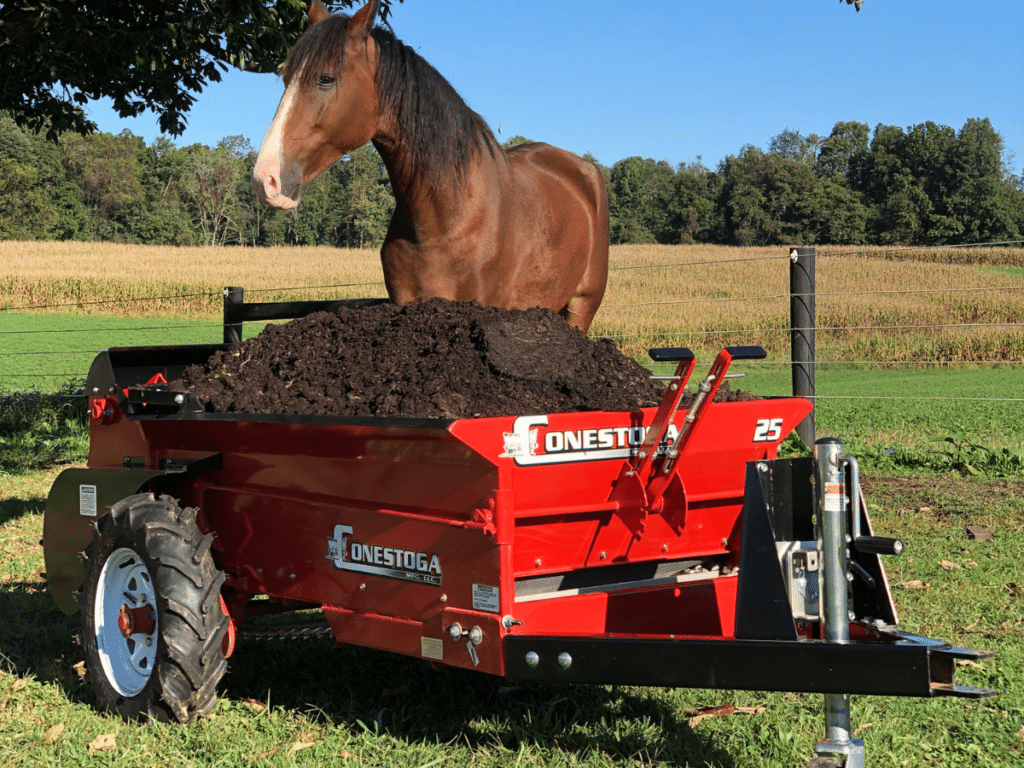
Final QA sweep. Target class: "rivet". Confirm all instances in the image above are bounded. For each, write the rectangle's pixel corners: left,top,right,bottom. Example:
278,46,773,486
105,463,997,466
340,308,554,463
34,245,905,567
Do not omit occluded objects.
525,651,539,668
557,652,572,669
661,544,669,552
534,558,542,568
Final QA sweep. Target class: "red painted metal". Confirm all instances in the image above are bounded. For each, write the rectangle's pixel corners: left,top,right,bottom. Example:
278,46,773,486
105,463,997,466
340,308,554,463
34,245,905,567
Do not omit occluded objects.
118,602,156,638
85,347,812,677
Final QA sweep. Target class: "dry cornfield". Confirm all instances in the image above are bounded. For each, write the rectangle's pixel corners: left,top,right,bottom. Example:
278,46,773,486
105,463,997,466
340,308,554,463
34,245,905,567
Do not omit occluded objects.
1,240,1022,363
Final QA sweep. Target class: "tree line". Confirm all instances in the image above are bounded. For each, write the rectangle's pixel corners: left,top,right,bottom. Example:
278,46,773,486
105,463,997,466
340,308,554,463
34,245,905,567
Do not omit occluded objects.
1,114,1022,249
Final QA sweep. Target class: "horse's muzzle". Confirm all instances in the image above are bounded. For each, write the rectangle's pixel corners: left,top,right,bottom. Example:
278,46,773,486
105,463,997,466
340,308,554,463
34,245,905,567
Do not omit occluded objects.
251,160,303,210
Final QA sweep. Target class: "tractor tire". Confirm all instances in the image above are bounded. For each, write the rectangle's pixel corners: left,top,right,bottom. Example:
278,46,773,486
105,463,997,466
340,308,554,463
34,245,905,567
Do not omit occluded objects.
79,492,229,722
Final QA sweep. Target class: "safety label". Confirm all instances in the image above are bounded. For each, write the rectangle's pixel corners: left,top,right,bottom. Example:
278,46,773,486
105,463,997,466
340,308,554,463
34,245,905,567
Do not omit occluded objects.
79,485,97,517
420,636,443,661
472,583,500,613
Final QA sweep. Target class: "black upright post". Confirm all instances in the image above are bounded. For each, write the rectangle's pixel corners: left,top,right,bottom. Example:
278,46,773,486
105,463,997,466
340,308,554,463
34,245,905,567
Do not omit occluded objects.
223,286,244,344
790,247,815,448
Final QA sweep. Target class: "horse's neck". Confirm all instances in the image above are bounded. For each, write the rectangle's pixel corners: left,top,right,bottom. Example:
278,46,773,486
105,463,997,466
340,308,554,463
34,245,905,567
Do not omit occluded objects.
373,135,497,241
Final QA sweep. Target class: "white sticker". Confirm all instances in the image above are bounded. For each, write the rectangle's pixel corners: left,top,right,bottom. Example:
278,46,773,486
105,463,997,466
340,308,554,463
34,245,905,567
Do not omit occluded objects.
472,583,500,613
420,636,443,661
79,485,97,517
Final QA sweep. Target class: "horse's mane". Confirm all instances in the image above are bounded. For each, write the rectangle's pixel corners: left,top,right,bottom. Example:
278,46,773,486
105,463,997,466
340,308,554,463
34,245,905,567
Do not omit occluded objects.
283,15,501,185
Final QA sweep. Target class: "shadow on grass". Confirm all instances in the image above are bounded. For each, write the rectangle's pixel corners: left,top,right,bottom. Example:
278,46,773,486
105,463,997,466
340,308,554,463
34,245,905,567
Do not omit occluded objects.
0,494,46,526
0,580,92,707
221,638,737,767
5,591,735,766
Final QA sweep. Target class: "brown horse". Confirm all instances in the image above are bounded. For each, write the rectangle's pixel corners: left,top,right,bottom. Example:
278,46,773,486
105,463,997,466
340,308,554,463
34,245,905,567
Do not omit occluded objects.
252,0,609,333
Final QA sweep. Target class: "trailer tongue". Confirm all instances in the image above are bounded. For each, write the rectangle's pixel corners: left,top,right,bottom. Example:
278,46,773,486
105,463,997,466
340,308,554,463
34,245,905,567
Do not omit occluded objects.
45,337,993,767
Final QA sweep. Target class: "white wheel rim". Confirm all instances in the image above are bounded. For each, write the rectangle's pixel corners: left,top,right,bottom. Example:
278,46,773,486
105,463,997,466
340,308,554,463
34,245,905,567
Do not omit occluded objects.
94,547,159,697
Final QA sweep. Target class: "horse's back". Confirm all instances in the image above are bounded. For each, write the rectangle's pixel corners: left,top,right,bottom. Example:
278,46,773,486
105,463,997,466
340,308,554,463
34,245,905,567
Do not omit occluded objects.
503,142,609,333
505,142,607,215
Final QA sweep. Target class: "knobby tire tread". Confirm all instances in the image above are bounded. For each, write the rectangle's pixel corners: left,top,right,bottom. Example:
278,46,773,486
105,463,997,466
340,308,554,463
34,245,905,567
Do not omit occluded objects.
80,492,229,723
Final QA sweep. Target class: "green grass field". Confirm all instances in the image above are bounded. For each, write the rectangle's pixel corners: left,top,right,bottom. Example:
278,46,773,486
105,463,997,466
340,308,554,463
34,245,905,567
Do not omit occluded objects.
2,471,1021,768
3,313,1022,477
0,313,265,394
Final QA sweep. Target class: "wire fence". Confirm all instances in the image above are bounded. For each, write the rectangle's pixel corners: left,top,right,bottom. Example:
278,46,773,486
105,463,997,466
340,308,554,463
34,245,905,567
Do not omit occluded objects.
2,242,1022,409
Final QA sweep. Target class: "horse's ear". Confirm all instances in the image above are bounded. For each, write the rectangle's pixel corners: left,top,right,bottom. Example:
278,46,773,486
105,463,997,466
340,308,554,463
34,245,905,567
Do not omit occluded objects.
308,1,330,25
348,0,380,38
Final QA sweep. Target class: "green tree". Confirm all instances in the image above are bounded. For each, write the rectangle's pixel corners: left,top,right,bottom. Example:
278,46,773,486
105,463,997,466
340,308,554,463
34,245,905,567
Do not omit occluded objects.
769,128,821,165
0,158,53,238
946,118,1022,242
501,135,534,150
815,121,870,183
338,144,394,248
127,137,196,245
668,160,720,244
718,146,827,246
608,156,676,244
62,130,147,241
0,1,400,139
179,139,252,246
853,119,1021,245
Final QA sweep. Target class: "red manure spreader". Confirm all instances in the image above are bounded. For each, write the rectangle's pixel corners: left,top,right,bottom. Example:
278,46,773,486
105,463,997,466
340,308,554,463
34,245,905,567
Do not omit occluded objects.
44,317,994,768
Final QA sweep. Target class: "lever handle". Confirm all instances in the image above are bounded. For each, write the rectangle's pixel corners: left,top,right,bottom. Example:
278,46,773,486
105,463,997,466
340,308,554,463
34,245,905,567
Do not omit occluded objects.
854,536,905,556
649,347,695,362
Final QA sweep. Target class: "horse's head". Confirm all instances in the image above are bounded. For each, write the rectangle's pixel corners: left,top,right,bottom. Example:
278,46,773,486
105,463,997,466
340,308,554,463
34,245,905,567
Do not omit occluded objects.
252,0,381,210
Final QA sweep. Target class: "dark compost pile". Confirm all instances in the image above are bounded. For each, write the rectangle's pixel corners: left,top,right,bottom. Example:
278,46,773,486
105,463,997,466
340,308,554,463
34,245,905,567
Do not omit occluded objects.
172,299,751,419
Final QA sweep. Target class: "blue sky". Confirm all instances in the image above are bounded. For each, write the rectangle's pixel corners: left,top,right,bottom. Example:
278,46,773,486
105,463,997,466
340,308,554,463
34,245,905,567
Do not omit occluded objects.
87,0,1023,175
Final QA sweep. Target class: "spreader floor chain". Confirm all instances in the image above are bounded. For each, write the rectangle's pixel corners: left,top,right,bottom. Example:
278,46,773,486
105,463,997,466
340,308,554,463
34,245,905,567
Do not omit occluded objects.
43,340,994,765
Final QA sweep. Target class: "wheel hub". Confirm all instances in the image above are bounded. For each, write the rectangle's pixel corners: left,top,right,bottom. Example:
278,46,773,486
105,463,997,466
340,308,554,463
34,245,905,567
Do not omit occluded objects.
94,547,160,697
118,602,157,638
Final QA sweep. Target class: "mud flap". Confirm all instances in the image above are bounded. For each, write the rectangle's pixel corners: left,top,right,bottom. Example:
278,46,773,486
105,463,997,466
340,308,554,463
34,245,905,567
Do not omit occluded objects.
44,467,169,614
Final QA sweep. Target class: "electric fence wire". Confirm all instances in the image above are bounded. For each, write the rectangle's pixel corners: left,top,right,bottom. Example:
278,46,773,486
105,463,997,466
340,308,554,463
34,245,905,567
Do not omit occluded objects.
4,242,1021,398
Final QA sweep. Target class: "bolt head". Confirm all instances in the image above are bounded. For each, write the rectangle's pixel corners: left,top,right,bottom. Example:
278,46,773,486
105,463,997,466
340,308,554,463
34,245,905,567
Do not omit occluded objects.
448,623,463,641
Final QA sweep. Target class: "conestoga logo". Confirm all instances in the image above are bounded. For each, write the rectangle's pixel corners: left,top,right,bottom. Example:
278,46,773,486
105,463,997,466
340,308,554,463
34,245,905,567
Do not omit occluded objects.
327,525,442,586
500,415,680,466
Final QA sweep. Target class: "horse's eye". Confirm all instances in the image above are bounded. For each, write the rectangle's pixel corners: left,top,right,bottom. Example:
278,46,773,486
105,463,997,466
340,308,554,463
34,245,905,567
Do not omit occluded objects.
317,73,336,89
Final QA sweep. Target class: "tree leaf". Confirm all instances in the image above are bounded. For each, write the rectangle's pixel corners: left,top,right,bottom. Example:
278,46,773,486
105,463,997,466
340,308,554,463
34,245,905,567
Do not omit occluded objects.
88,733,117,754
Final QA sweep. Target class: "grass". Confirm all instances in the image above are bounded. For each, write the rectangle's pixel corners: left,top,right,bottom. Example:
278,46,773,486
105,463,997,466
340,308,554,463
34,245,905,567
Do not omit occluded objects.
2,470,1021,767
0,313,264,393
0,384,89,474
